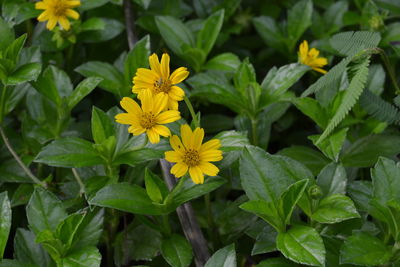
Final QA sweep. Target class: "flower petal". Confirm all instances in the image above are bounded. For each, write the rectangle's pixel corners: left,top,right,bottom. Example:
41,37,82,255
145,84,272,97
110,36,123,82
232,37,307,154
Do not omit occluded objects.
35,2,47,9
120,97,142,115
153,125,171,137
200,139,221,152
66,0,81,8
170,67,189,84
160,53,170,80
200,150,223,162
189,166,204,184
46,18,57,30
156,110,180,124
169,86,185,101
59,17,71,31
140,90,154,113
170,135,184,152
171,162,188,177
199,162,219,176
146,128,160,144
115,113,136,125
128,125,145,135
65,9,80,20
149,53,162,76
181,124,193,149
153,93,168,114
192,127,204,150
37,10,50,21
165,151,182,163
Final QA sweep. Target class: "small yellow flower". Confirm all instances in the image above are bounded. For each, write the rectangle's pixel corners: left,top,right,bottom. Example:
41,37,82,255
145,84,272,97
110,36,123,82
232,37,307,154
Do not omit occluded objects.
133,53,189,110
298,40,328,74
35,0,81,31
165,125,223,184
115,91,181,144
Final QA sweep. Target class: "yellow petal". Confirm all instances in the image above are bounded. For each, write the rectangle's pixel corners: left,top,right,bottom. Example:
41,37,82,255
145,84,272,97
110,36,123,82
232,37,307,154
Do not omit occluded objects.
128,125,145,135
199,162,219,176
192,127,204,150
59,17,71,31
153,125,171,137
171,162,188,177
308,48,320,58
156,110,180,124
200,139,221,152
200,150,223,162
65,9,80,20
66,0,81,8
180,124,193,149
149,53,162,76
120,97,142,115
170,67,189,84
299,40,308,56
35,2,47,10
165,151,182,163
153,93,168,114
160,53,170,80
189,166,204,184
46,18,57,30
313,67,327,74
140,90,154,113
312,57,328,66
37,11,50,21
146,128,160,144
115,113,136,125
168,99,179,110
169,86,185,101
135,68,158,82
170,135,184,152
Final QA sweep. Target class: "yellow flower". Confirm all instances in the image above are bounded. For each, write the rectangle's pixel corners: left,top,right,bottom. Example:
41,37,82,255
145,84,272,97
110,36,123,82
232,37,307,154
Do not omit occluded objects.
133,53,189,110
298,40,328,74
165,125,223,184
35,0,81,31
115,91,181,144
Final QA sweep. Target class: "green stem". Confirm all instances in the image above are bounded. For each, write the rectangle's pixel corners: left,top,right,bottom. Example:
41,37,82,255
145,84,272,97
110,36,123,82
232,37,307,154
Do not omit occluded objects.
0,84,8,124
163,175,187,205
378,49,400,94
184,95,200,128
72,168,85,196
250,116,258,146
0,126,46,188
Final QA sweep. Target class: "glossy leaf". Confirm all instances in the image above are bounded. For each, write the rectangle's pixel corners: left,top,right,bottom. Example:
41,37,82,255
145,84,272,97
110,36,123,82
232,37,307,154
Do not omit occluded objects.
371,157,400,204
0,192,11,259
59,246,101,267
287,0,313,45
276,225,325,267
13,229,51,267
204,53,240,72
7,62,41,85
340,232,392,266
311,194,360,224
161,234,193,267
124,35,150,87
205,243,236,267
251,225,277,255
67,77,102,110
91,106,115,145
197,10,224,55
316,163,347,197
279,179,309,225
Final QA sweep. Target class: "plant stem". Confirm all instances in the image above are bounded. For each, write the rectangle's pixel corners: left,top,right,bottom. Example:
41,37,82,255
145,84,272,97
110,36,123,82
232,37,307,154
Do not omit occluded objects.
184,95,200,128
164,175,187,205
378,48,400,94
162,215,172,236
0,126,46,188
71,168,85,196
123,0,137,49
250,116,258,146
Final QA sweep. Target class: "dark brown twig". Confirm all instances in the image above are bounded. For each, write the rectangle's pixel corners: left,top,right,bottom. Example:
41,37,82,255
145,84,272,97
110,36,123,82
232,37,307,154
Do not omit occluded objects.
160,159,210,267
123,0,137,50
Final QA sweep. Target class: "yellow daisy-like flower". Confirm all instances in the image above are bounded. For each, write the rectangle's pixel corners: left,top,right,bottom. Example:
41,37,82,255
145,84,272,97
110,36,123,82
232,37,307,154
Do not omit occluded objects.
133,53,189,110
298,40,328,74
115,91,181,144
35,0,81,31
165,125,223,184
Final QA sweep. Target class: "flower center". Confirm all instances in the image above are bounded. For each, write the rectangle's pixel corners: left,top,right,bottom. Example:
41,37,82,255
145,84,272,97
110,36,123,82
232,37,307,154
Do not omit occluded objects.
51,1,68,17
154,78,171,94
140,112,156,129
183,149,200,167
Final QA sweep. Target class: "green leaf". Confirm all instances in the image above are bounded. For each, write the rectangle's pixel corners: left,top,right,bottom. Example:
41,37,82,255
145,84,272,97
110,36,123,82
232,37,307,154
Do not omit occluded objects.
371,157,400,204
35,137,104,168
172,176,226,207
80,18,124,43
26,187,67,234
11,184,33,207
316,163,347,197
287,0,313,47
240,200,284,232
56,213,85,251
233,58,256,96
341,135,400,167
144,168,163,203
204,53,240,72
80,17,105,31
7,63,41,85
293,97,328,129
14,228,51,267
261,63,309,101
90,183,166,215
124,35,150,88
240,146,313,202
276,225,325,267
75,61,124,96
205,243,236,267
252,16,283,52
277,146,330,176
0,259,37,267
279,179,309,225
311,194,360,224
59,246,101,267
257,257,300,267
196,9,224,55
91,106,115,145
0,17,14,51
0,192,11,259
309,128,348,161
155,16,195,56
3,34,26,64
330,31,381,56
339,232,392,266
161,234,193,267
317,57,370,144
347,181,372,212
67,77,102,110
251,225,277,255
